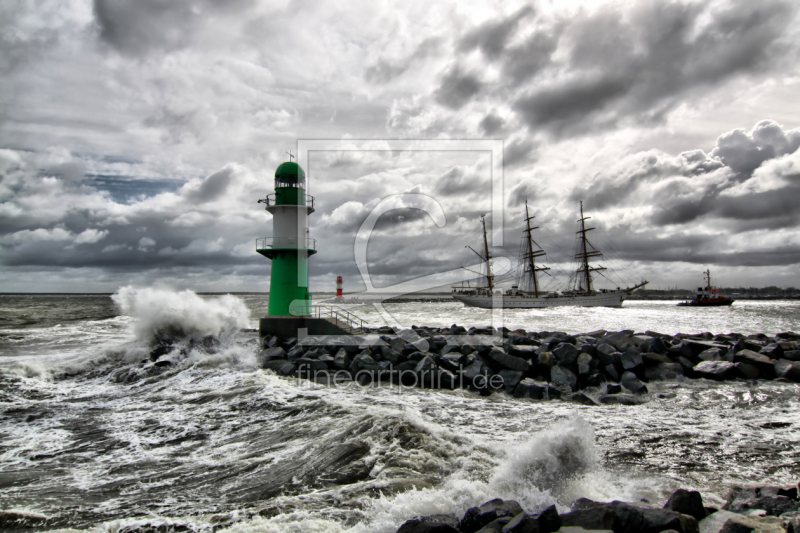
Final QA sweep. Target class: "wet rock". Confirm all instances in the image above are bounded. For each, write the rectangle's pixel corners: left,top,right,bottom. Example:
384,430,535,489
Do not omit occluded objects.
396,514,461,533
350,352,377,373
698,348,725,362
775,360,800,382
601,331,633,351
782,350,800,362
698,510,785,533
116,520,193,533
265,359,295,376
727,495,800,516
285,344,306,362
606,383,622,394
621,371,647,394
641,337,669,354
295,358,328,374
438,353,463,374
559,505,616,531
760,343,784,359
476,517,512,532
415,355,438,374
644,363,684,382
149,340,174,362
669,341,695,359
567,392,598,405
610,501,699,533
577,353,593,375
498,370,524,393
333,348,352,370
537,351,556,369
260,346,287,365
733,349,775,377
693,361,736,380
643,352,674,366
595,343,619,366
460,499,524,533
619,350,643,371
551,365,577,391
597,393,648,405
535,505,562,533
508,345,538,360
486,348,531,373
513,378,549,399
733,362,759,380
604,364,620,382
664,489,706,522
499,512,536,533
553,343,581,366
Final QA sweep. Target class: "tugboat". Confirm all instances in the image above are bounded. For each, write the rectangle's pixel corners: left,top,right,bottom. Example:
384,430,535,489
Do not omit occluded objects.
677,269,734,307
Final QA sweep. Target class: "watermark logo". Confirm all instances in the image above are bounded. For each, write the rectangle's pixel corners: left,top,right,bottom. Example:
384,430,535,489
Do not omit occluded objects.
286,139,509,342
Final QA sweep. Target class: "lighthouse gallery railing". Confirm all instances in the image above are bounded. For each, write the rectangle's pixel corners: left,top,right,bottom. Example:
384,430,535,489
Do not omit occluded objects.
256,237,317,250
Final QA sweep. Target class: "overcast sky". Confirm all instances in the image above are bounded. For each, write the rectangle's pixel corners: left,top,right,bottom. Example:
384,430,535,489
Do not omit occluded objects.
1,0,800,294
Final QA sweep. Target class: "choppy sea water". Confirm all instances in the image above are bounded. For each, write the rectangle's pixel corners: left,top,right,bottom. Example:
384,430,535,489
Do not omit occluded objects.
1,291,799,532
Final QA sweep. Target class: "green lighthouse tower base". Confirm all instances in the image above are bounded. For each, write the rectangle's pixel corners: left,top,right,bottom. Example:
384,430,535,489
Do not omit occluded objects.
257,160,356,338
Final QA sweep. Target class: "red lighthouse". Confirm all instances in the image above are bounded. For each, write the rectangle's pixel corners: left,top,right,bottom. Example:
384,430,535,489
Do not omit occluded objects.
336,275,343,299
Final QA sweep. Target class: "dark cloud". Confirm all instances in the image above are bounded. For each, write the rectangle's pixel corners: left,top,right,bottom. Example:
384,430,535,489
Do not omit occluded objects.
93,0,256,56
444,0,799,135
185,166,234,203
479,112,505,135
458,6,533,59
504,137,537,167
434,166,488,196
434,65,482,110
364,38,441,84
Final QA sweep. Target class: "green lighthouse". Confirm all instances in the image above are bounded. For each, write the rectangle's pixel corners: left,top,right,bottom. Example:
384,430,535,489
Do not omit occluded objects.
257,160,316,316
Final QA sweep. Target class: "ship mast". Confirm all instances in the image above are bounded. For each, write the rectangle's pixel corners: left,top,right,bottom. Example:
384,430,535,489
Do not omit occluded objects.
461,215,494,292
575,201,605,292
523,200,549,297
705,268,711,292
481,215,493,291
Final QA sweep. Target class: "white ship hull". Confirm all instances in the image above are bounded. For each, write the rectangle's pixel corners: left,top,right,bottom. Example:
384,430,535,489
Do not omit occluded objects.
453,291,626,309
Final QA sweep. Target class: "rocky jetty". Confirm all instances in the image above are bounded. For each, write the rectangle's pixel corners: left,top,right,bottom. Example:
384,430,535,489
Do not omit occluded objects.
394,484,800,533
254,326,800,400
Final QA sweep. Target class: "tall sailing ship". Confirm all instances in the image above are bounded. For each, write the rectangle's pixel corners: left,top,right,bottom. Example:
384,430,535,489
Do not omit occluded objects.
452,201,648,308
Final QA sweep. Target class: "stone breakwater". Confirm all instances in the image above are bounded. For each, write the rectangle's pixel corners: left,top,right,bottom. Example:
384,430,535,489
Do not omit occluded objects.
243,326,800,403
392,483,800,533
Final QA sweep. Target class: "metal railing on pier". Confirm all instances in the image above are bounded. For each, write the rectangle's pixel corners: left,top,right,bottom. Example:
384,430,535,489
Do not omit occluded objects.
310,305,364,332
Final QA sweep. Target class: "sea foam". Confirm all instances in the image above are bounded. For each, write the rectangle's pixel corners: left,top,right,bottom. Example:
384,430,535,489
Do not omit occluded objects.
112,286,251,345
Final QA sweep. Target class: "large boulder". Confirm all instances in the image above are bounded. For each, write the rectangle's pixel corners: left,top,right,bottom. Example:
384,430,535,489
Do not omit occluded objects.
621,371,647,394
643,352,674,366
698,510,786,533
644,363,684,382
664,489,706,522
508,345,538,360
733,349,775,378
460,499,524,533
553,343,581,366
513,378,549,399
486,348,531,373
498,370,524,393
619,350,644,371
693,361,735,381
576,353,593,376
610,501,699,533
775,359,800,382
396,514,460,533
551,365,577,391
698,348,725,362
759,343,784,359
